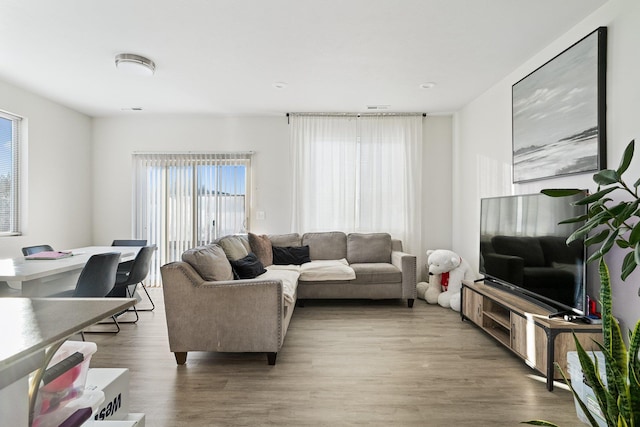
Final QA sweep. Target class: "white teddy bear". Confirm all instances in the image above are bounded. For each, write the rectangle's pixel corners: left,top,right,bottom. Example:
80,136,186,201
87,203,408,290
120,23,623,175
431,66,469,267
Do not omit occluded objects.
420,249,477,312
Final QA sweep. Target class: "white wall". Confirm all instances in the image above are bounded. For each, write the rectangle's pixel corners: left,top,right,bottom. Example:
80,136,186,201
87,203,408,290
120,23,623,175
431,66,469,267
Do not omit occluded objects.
0,80,92,258
453,0,640,330
92,115,448,280
91,116,292,245
421,115,453,280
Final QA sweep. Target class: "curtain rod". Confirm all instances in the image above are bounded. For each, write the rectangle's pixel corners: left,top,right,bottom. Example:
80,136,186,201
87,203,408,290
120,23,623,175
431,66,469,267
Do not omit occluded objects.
133,151,254,155
286,112,427,124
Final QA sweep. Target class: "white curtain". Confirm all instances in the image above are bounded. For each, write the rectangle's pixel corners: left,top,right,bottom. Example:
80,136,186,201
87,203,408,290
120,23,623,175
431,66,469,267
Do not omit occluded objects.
290,114,423,255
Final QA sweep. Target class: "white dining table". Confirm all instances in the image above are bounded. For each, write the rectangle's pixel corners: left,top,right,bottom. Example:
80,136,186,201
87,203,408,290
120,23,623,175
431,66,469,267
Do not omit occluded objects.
0,246,141,297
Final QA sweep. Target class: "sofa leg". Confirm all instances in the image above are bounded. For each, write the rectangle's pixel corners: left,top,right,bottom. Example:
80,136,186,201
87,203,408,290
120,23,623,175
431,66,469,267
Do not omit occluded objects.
408,298,414,308
174,352,187,365
267,352,277,365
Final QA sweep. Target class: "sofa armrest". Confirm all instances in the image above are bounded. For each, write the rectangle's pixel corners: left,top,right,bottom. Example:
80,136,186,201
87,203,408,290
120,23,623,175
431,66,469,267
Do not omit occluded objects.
160,261,285,354
482,253,524,286
391,251,417,300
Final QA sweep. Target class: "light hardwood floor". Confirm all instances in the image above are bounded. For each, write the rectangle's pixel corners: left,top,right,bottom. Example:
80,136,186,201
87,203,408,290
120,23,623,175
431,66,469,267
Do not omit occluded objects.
87,289,585,426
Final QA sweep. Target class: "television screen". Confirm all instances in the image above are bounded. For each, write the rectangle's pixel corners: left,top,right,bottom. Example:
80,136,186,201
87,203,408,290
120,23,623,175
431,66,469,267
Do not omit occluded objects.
479,192,587,315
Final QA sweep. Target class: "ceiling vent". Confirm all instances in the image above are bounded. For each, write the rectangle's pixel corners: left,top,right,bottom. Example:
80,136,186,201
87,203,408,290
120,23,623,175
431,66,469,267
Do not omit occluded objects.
366,105,390,110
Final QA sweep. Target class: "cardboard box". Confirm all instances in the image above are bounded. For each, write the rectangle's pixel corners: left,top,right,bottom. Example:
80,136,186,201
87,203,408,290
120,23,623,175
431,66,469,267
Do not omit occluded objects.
567,351,607,427
85,368,130,422
83,413,145,427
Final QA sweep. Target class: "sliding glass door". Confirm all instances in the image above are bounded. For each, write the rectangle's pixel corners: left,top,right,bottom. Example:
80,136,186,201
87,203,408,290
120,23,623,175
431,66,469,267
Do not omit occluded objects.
133,153,251,286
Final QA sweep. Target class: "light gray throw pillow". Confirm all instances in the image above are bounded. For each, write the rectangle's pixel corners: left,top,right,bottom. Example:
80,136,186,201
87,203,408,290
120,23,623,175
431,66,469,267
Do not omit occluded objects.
217,235,250,261
182,244,234,281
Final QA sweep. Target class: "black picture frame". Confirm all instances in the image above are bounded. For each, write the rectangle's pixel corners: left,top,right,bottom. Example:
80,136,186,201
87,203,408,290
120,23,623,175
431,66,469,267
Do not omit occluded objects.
512,27,607,183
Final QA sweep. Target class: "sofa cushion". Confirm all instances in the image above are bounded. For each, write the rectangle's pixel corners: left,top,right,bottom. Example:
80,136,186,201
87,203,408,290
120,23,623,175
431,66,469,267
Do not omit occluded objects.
302,232,347,260
299,259,355,281
230,252,267,279
349,263,402,284
492,235,545,267
269,233,302,247
347,233,392,264
181,244,234,281
273,245,311,265
248,233,273,267
217,235,250,261
538,235,582,265
260,267,300,304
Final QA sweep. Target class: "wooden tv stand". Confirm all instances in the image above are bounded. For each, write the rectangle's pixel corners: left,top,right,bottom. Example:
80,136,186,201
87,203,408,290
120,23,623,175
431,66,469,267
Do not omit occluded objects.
461,280,602,391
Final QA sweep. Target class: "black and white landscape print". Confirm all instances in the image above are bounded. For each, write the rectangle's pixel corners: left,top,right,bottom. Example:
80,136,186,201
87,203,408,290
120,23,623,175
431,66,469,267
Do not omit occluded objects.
512,28,605,183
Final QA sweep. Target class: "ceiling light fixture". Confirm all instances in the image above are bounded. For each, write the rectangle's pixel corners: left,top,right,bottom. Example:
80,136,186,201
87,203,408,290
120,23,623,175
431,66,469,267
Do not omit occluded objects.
115,53,156,76
419,82,436,89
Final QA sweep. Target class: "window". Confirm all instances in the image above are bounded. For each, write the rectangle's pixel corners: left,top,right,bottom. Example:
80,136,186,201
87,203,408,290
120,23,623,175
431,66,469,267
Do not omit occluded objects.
133,152,251,286
290,114,423,255
0,111,22,236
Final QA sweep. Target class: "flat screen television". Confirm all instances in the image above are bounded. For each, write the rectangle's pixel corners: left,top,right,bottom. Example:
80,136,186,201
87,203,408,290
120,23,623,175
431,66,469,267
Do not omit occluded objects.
479,192,588,316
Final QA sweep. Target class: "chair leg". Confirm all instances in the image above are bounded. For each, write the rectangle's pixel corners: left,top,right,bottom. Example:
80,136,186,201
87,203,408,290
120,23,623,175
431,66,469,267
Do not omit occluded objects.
134,282,155,312
114,286,140,324
86,315,120,334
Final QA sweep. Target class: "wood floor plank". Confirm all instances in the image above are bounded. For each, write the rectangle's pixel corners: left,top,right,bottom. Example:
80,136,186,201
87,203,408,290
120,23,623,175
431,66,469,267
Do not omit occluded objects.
87,290,585,426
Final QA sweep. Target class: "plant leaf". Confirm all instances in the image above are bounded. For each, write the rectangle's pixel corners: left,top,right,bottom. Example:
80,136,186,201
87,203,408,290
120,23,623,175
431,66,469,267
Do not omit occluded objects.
587,229,620,262
575,337,615,426
629,222,640,246
559,214,589,225
627,321,640,422
540,188,584,197
617,140,635,176
617,239,631,249
594,169,620,185
520,421,560,426
586,230,610,246
575,187,618,205
621,251,637,281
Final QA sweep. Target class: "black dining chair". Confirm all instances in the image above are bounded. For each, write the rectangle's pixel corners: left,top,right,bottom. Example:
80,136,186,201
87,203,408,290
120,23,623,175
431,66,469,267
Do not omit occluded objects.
52,252,122,336
22,244,54,256
111,240,147,291
110,240,155,312
107,245,156,322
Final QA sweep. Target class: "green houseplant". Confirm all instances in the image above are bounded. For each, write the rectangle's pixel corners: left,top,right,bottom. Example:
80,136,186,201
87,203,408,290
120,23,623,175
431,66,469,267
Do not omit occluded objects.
524,139,640,427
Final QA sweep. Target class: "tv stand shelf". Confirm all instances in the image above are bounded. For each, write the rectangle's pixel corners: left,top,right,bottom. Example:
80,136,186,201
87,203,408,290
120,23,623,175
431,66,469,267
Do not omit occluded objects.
461,280,602,391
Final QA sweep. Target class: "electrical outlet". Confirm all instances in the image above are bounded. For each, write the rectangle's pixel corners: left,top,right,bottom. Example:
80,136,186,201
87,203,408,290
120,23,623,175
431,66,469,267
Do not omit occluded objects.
256,211,266,220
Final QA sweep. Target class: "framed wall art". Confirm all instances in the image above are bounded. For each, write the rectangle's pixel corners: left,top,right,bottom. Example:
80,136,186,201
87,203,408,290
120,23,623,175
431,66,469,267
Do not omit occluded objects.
512,27,607,183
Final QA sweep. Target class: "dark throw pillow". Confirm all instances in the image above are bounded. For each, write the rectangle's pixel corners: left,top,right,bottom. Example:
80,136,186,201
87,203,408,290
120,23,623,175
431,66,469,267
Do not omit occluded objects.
230,252,267,279
272,245,311,265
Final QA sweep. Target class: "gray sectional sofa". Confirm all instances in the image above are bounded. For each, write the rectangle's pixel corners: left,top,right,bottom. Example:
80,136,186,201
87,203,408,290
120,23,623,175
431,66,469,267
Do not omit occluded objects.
160,231,417,365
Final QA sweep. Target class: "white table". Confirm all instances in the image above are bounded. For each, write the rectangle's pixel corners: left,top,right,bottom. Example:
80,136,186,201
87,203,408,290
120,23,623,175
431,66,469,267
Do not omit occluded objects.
0,246,141,297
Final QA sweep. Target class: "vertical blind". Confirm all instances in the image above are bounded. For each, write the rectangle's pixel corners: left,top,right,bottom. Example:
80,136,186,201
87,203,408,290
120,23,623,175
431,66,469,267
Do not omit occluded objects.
133,152,252,286
0,111,21,236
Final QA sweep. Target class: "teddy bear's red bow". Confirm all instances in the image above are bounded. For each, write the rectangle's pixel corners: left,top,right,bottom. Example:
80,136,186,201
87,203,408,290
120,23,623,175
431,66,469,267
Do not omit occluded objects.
441,272,450,291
